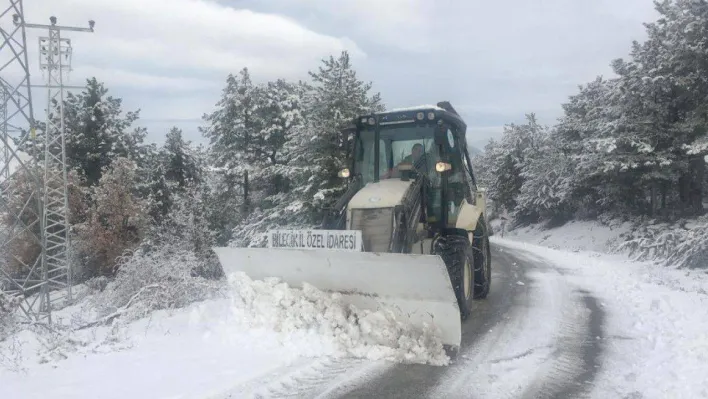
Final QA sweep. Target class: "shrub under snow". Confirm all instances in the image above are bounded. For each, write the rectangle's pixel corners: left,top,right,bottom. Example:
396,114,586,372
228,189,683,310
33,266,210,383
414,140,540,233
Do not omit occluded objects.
614,217,708,269
89,243,225,324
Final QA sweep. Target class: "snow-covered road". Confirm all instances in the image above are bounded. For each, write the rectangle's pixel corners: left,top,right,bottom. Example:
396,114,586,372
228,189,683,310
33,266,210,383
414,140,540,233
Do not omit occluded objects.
318,243,606,399
2,237,707,398
319,238,708,399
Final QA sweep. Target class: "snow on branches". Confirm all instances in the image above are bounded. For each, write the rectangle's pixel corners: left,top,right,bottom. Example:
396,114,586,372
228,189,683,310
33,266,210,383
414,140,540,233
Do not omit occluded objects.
88,243,224,324
201,51,383,247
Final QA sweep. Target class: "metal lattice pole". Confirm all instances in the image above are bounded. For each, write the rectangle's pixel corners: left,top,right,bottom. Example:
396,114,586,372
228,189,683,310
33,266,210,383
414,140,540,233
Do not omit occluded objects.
0,0,48,323
17,15,94,312
1,86,9,181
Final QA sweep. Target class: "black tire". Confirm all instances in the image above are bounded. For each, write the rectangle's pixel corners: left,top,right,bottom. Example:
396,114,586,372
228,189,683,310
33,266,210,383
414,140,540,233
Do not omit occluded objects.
434,234,475,320
472,228,491,299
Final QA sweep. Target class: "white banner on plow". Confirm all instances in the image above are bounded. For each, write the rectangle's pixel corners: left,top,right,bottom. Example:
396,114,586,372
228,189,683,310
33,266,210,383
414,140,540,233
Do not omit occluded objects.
267,229,363,252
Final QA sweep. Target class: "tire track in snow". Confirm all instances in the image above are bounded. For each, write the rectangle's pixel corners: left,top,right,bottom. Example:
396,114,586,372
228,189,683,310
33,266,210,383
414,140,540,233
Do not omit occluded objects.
506,247,606,399
429,246,605,399
429,248,569,399
263,357,390,399
210,356,390,399
520,290,605,399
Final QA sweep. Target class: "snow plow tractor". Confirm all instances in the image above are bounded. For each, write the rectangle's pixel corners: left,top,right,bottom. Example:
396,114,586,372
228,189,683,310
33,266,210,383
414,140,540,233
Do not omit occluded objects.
212,102,491,355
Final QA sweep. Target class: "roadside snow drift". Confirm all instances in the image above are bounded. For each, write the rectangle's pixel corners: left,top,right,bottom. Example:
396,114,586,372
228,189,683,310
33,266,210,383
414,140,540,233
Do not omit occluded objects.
494,237,708,399
1,270,448,399
225,271,449,365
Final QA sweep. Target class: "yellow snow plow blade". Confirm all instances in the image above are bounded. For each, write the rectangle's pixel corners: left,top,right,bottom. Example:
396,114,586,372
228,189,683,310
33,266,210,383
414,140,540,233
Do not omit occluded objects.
211,240,462,352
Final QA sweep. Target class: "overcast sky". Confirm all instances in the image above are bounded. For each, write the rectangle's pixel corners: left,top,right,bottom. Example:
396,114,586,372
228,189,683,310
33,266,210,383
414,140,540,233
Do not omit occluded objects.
4,0,660,149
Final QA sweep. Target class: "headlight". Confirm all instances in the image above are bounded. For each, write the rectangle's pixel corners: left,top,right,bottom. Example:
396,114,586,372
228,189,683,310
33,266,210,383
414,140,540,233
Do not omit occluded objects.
338,168,351,178
435,162,452,172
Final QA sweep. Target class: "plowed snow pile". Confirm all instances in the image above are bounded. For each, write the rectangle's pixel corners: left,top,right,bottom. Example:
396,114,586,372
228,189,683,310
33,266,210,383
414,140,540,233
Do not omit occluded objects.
223,271,449,365
1,270,447,398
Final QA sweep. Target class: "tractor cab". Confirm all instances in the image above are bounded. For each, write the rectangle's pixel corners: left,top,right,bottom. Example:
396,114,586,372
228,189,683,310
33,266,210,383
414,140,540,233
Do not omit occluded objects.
341,102,479,231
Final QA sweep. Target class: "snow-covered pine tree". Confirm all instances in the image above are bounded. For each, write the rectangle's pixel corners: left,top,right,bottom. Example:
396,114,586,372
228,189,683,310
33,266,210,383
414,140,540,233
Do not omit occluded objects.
613,0,708,217
141,126,214,255
58,78,148,187
200,68,263,244
551,76,629,218
515,133,575,225
145,162,173,225
230,78,311,246
480,114,546,218
302,51,385,218
162,127,202,189
470,138,497,197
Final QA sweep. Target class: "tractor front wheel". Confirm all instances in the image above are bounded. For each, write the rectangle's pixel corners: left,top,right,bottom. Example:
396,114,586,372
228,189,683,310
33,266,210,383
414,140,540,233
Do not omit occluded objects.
473,230,491,299
434,234,475,321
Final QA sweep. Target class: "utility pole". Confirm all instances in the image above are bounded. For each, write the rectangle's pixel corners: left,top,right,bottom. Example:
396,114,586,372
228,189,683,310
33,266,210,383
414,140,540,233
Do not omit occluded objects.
0,85,9,181
15,15,95,313
0,0,47,322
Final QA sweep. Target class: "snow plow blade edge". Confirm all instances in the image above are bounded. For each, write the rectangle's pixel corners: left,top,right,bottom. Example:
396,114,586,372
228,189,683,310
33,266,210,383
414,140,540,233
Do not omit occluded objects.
211,247,462,351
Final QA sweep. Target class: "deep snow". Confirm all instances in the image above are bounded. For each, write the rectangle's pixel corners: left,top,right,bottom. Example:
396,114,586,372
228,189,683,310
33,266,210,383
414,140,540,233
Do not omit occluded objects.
0,271,447,399
2,220,708,398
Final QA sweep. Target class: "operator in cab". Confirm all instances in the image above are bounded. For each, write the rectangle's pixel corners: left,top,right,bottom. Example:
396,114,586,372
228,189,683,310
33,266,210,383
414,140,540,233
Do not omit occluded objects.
382,143,434,179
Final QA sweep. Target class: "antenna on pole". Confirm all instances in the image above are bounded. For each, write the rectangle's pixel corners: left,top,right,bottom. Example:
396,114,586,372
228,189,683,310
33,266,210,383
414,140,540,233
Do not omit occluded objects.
17,13,95,317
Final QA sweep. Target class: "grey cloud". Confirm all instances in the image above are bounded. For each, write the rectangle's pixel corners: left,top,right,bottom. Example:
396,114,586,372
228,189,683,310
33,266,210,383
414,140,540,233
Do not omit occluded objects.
10,0,661,149
223,0,659,145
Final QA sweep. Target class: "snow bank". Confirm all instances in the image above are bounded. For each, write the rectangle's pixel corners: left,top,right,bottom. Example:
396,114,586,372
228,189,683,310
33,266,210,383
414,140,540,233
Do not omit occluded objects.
498,216,708,269
0,256,448,397
0,298,312,399
496,219,633,253
614,217,708,269
494,238,708,399
225,272,449,366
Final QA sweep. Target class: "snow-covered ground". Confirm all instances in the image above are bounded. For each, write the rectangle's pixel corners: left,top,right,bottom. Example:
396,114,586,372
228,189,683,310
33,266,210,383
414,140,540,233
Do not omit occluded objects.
495,221,708,399
493,219,633,253
0,272,447,399
3,220,708,398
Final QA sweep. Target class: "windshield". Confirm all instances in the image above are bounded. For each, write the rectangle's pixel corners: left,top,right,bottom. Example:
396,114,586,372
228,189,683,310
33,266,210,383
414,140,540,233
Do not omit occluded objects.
354,124,439,186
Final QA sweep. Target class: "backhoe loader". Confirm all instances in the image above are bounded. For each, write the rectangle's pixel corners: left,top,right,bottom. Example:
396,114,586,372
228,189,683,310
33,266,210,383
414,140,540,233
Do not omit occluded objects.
212,101,492,355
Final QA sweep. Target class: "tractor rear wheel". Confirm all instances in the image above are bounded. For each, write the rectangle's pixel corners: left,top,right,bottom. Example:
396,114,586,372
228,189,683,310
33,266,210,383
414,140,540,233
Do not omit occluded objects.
434,234,474,320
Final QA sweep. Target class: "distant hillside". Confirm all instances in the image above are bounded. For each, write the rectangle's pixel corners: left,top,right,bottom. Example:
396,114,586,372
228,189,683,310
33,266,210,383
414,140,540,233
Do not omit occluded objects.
468,145,483,156
467,139,489,156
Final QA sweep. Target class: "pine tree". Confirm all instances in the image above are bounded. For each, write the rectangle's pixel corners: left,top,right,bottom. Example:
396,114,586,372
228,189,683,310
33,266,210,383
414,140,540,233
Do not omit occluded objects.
14,78,147,189
302,51,384,217
200,68,263,243
162,127,201,189
145,163,173,225
230,79,310,246
481,114,547,216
